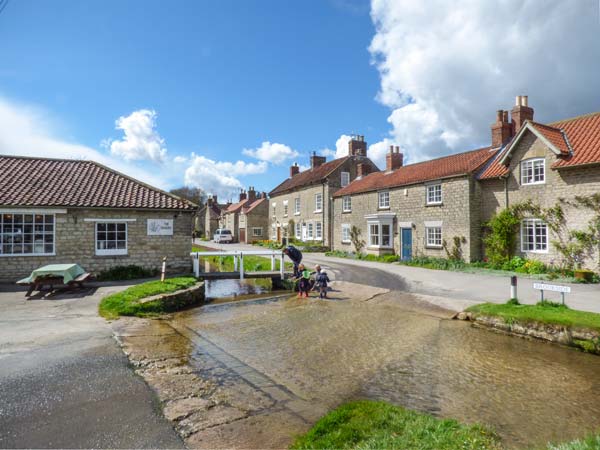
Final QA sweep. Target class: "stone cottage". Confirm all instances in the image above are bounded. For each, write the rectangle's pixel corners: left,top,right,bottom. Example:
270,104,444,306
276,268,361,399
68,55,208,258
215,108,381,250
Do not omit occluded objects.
238,196,269,244
479,96,600,268
332,145,496,262
222,187,267,242
196,195,229,239
269,135,379,247
0,155,197,281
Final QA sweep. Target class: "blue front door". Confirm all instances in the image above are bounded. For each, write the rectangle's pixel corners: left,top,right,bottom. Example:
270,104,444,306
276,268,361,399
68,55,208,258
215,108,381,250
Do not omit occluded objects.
401,228,412,261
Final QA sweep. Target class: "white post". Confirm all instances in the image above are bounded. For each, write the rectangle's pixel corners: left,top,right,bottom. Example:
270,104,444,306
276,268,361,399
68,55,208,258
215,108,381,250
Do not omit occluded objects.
510,276,517,300
271,254,276,271
193,253,199,277
161,257,167,282
234,254,238,272
240,253,245,280
280,253,284,277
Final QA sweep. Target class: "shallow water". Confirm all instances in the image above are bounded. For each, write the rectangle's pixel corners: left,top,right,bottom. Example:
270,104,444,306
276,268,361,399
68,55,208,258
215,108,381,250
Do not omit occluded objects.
174,293,600,449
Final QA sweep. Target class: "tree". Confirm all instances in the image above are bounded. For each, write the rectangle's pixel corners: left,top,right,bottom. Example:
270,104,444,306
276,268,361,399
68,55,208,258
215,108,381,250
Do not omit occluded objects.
169,186,207,205
350,226,366,254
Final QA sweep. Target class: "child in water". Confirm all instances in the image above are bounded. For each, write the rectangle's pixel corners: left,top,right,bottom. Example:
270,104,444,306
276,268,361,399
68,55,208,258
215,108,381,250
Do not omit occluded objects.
296,264,312,298
315,266,330,299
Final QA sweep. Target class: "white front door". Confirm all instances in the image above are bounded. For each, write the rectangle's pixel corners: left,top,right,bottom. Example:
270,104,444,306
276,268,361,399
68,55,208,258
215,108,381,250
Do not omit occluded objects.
301,224,307,241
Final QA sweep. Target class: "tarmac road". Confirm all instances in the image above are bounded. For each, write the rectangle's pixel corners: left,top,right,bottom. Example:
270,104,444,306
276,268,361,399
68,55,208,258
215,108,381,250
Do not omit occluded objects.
0,283,184,449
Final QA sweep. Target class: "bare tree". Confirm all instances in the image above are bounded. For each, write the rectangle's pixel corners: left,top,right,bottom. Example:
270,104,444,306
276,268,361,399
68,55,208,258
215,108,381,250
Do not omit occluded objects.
169,186,207,205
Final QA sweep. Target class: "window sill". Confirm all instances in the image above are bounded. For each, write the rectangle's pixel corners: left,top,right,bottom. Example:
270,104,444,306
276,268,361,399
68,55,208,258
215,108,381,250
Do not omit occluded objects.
294,213,300,216
314,210,323,214
521,249,549,254
342,210,352,214
425,202,443,207
521,181,546,186
425,245,443,249
341,240,351,244
378,207,390,211
368,245,393,249
96,251,128,256
0,252,56,257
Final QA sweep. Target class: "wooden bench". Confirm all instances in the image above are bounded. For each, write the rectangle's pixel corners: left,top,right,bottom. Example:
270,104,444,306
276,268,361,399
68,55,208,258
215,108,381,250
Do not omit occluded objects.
18,272,93,297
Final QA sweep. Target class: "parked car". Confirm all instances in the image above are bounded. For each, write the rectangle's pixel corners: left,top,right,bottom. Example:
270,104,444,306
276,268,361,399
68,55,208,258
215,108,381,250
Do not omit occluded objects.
213,229,233,243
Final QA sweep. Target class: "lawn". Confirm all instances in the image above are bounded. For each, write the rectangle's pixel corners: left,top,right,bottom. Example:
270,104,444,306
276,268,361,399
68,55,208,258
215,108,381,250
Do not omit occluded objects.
99,276,197,319
290,400,501,450
466,301,600,333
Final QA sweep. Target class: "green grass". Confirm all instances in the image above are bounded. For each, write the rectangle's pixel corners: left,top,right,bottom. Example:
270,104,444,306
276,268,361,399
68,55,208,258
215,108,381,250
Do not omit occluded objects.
99,276,197,319
546,433,600,450
290,400,501,450
192,244,293,271
466,301,600,333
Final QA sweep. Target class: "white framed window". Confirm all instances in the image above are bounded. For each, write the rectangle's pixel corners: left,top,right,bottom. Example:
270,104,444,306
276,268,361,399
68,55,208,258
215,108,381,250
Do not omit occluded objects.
307,222,314,239
315,222,322,240
521,219,548,252
343,196,352,212
295,222,301,238
369,223,380,246
426,184,442,205
341,171,350,187
294,197,300,215
283,200,288,217
252,227,263,237
0,213,55,256
271,202,276,217
96,222,128,256
378,191,390,209
425,227,442,248
315,193,323,212
520,158,545,185
366,214,394,248
271,224,277,240
341,224,351,243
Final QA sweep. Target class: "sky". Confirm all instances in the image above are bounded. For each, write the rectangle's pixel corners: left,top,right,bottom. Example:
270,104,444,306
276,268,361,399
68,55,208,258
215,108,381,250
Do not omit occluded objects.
0,0,599,201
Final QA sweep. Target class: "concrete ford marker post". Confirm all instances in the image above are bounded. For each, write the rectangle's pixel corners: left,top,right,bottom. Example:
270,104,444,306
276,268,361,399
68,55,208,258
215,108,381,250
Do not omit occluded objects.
533,282,571,305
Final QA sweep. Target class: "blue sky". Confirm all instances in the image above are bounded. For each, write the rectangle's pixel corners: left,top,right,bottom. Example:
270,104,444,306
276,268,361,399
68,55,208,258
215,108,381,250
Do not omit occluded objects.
1,0,599,200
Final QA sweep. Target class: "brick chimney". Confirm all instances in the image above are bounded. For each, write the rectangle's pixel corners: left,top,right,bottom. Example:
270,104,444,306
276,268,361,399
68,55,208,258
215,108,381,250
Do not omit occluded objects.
239,189,247,202
290,163,300,178
511,95,534,134
386,145,403,172
310,151,326,169
348,134,367,157
357,162,371,179
491,109,513,148
247,186,257,202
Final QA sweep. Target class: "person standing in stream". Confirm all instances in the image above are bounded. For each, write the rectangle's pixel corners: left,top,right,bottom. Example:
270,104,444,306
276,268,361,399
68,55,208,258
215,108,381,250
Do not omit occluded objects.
283,245,303,278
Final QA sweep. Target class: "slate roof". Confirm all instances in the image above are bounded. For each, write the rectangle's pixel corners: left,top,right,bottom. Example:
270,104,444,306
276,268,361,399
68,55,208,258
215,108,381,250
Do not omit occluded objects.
479,112,600,179
269,157,351,196
0,155,196,210
334,147,496,197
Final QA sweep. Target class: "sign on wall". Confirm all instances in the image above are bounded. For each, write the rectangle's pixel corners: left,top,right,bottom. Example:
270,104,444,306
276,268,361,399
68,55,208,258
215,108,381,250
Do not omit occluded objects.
147,219,174,236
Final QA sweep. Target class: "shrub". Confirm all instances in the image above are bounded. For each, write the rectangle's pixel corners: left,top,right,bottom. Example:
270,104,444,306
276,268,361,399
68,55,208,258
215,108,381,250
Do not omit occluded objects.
96,265,159,281
506,298,520,305
382,254,399,263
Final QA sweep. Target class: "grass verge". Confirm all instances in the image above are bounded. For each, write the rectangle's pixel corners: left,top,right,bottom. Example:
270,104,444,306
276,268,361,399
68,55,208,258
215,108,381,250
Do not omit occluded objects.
547,434,600,450
466,301,600,333
290,400,501,450
99,276,197,319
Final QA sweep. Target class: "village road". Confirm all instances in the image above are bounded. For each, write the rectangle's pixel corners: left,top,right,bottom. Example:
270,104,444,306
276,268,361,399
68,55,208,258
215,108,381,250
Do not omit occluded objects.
0,283,184,449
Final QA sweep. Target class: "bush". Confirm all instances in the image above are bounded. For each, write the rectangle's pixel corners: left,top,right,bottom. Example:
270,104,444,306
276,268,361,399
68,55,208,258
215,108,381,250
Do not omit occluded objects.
506,298,520,305
96,265,159,281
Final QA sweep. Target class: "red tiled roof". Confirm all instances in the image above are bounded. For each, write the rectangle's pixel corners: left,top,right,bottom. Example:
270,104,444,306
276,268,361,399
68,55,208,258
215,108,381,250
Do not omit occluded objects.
0,155,196,210
479,112,600,179
243,197,266,214
334,147,496,197
269,157,351,196
225,199,249,213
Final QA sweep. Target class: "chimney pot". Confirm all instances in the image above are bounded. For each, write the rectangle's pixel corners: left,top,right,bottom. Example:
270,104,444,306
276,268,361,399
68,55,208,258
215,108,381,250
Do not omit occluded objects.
511,94,534,134
290,163,300,178
389,145,394,153
386,146,403,171
496,110,503,122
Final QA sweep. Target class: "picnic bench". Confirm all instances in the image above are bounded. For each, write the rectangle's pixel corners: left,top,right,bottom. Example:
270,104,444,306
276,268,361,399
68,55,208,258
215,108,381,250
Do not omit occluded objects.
16,264,93,297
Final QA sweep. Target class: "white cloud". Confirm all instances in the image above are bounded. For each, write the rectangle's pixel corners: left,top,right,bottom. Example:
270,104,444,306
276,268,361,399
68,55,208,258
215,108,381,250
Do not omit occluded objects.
184,154,267,200
367,138,396,170
369,0,600,162
109,109,167,162
242,141,299,165
0,96,168,188
173,155,188,163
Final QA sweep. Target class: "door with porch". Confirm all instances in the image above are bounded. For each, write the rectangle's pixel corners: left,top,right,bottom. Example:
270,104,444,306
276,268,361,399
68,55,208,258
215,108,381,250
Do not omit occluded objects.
401,228,412,261
239,228,246,243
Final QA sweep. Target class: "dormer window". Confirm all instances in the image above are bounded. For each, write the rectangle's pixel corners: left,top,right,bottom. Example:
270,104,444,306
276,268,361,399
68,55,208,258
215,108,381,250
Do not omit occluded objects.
521,158,545,185
341,171,350,187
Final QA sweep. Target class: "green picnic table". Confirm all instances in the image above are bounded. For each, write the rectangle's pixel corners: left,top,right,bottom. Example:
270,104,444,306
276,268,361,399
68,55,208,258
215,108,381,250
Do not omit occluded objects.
17,264,92,297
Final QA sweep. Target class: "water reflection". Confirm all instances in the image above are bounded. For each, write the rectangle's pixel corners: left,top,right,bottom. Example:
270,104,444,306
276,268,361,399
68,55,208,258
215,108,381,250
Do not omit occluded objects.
177,294,600,449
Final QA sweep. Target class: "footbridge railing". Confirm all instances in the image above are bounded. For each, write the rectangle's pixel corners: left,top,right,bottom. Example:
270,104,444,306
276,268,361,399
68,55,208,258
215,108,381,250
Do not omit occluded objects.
190,250,286,280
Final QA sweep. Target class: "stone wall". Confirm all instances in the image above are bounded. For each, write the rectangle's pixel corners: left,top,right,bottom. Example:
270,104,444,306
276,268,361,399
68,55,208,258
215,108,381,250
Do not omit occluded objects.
1,208,194,282
332,175,479,261
480,130,600,268
240,201,269,243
